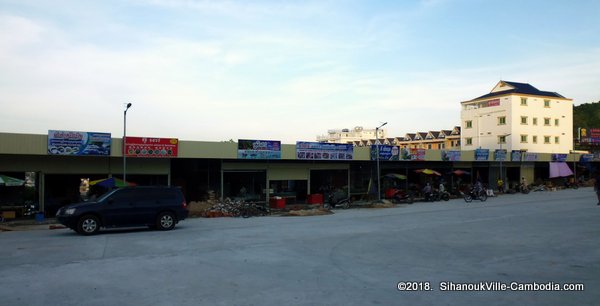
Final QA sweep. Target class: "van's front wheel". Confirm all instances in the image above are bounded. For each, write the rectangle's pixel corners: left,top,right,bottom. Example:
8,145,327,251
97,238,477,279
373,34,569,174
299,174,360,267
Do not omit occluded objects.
77,215,100,235
157,212,176,231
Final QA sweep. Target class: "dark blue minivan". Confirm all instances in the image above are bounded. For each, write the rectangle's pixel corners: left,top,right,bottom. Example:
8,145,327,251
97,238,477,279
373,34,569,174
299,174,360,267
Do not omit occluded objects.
56,186,188,235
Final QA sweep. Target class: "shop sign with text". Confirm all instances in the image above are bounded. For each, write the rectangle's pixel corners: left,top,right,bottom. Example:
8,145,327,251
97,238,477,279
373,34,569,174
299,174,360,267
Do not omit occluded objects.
48,130,111,156
125,137,178,157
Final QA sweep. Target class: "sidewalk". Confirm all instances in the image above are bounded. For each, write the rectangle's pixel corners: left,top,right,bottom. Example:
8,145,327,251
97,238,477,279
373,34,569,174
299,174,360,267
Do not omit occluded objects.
0,218,65,231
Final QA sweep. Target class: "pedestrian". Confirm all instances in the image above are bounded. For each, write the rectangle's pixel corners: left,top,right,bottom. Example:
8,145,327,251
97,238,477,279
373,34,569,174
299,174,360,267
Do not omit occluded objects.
497,177,504,193
520,176,527,192
595,173,600,205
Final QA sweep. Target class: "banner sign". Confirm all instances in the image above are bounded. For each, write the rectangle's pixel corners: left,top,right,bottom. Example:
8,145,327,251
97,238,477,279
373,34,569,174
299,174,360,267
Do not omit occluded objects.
370,145,400,161
475,149,489,161
369,145,422,161
579,128,600,145
523,152,538,161
580,154,595,162
125,137,178,157
297,142,353,160
441,150,461,161
409,148,426,161
511,150,522,162
48,130,111,156
494,149,507,161
238,139,281,159
551,154,568,162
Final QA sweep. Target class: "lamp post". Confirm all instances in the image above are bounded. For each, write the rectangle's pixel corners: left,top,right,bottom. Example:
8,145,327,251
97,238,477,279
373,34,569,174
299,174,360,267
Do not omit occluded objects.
376,122,387,202
499,133,511,192
123,103,132,184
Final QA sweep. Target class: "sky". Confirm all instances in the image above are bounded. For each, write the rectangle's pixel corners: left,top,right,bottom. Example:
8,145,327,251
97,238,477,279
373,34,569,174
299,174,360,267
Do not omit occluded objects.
1,0,599,144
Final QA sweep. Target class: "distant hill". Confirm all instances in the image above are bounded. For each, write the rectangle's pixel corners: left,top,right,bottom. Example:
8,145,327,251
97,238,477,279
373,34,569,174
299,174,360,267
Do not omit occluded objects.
574,101,600,128
574,101,600,150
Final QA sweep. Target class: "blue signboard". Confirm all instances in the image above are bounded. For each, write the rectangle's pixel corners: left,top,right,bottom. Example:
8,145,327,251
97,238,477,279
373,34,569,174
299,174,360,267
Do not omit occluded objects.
441,150,461,161
511,150,522,162
296,142,353,160
370,145,400,161
48,130,111,156
523,152,538,161
551,154,568,162
238,139,281,159
475,149,489,161
494,149,507,161
580,154,595,162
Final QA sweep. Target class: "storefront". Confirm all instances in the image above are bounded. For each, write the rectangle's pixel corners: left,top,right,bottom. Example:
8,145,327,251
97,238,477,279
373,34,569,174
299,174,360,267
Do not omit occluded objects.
1,132,598,218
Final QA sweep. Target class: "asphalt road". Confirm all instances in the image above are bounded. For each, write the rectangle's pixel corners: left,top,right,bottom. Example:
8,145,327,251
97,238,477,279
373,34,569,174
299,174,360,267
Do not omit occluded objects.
1,188,599,306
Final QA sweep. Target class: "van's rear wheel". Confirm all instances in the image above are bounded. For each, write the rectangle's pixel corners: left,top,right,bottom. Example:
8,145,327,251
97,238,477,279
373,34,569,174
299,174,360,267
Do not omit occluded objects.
157,212,176,231
77,215,100,235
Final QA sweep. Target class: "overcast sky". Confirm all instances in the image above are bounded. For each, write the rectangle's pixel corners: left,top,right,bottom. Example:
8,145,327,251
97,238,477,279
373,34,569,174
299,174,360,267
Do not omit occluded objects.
1,0,599,144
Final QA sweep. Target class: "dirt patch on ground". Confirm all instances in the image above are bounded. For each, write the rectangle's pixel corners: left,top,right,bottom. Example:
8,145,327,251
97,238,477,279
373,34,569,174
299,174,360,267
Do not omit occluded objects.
363,200,397,208
284,207,333,216
187,201,215,217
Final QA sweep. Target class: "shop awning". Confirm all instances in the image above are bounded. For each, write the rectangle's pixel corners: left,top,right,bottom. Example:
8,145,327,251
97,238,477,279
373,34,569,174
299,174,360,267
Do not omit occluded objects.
549,162,573,178
0,174,25,187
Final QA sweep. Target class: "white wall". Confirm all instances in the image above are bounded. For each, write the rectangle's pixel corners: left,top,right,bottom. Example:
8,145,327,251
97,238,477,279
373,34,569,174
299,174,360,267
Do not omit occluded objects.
461,95,573,153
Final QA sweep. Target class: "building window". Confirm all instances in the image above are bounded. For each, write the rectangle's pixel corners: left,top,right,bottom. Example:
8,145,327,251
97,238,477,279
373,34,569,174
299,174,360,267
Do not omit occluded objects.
544,100,551,108
521,97,528,105
554,119,559,126
544,118,551,126
521,116,528,125
544,136,551,144
466,138,473,146
533,135,538,143
520,135,528,143
427,144,432,149
555,136,560,144
533,117,538,125
441,143,445,149
498,135,507,144
498,116,506,125
466,120,473,128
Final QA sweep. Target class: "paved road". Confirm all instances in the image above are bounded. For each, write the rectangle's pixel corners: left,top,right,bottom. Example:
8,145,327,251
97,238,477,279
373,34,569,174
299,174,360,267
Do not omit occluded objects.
1,188,599,306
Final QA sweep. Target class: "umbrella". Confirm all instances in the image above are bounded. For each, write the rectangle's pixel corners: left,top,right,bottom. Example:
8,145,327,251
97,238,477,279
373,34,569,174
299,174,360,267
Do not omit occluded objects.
450,170,471,176
415,169,442,176
89,177,136,188
383,173,407,180
0,174,25,186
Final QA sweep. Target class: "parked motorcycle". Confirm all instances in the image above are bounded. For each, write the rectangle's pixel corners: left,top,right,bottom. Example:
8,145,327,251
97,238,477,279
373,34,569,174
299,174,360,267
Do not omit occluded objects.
463,188,488,202
432,189,450,201
23,201,37,216
390,189,415,204
324,192,351,209
531,184,547,192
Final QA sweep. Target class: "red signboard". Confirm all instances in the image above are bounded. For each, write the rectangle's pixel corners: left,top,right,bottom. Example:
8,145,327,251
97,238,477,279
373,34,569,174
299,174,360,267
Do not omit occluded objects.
488,99,500,107
124,137,178,157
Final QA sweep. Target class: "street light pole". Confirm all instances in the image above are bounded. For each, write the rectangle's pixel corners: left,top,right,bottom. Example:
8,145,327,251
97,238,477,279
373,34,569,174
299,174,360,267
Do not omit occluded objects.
499,133,510,192
123,103,132,184
376,122,387,202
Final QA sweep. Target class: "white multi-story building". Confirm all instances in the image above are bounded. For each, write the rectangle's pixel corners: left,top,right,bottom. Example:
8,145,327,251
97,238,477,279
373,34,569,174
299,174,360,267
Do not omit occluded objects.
317,126,386,144
460,81,573,153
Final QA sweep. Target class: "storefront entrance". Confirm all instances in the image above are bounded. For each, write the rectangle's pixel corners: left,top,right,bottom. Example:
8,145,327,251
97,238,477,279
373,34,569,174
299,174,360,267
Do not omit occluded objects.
223,171,267,203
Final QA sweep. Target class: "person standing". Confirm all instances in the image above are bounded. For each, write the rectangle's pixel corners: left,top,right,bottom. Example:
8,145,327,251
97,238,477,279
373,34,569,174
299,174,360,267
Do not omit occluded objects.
497,177,504,193
595,173,600,205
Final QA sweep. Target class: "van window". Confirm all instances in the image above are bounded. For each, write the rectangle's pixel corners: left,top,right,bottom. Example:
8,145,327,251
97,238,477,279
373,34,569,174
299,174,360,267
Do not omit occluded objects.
110,189,137,201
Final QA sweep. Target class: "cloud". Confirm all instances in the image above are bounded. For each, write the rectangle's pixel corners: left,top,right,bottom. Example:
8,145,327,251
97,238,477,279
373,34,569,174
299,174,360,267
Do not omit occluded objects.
1,2,599,144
